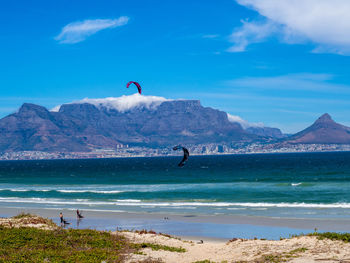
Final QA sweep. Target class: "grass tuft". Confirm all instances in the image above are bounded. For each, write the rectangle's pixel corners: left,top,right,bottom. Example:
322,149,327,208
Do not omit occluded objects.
134,243,186,253
289,247,308,254
12,212,36,219
308,232,350,242
134,229,181,240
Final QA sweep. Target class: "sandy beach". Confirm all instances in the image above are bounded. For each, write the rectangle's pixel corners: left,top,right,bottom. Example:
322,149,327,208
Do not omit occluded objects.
122,231,350,263
2,212,350,262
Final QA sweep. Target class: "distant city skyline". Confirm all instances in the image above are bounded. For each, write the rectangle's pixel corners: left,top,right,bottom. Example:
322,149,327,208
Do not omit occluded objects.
1,0,350,133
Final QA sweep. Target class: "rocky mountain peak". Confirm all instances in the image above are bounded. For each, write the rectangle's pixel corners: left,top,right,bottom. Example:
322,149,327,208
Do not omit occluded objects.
19,103,48,113
315,113,333,124
17,103,51,119
284,113,350,144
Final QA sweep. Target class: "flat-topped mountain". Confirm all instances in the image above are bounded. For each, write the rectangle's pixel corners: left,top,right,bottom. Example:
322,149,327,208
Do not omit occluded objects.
0,95,262,152
246,126,286,139
285,113,350,144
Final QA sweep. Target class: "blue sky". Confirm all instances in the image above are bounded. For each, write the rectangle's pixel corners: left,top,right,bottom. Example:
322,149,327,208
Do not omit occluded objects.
1,0,350,133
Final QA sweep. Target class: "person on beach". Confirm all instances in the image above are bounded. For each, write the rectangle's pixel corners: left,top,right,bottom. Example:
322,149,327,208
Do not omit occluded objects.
76,209,84,219
59,212,63,225
59,212,70,225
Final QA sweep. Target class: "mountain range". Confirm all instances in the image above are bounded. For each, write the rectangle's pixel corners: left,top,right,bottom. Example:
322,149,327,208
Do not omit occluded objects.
0,95,348,152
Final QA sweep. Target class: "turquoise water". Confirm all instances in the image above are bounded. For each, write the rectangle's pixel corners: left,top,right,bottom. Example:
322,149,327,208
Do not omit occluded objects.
1,152,350,219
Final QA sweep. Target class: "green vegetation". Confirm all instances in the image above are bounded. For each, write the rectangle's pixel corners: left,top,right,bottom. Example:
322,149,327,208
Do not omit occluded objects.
260,254,285,263
135,243,186,253
0,226,130,262
134,251,147,255
256,247,308,262
9,213,57,228
134,229,181,240
309,232,350,242
12,213,35,219
291,231,350,242
289,247,308,254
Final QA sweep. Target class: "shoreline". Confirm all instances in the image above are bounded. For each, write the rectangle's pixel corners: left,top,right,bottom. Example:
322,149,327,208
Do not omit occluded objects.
1,149,350,162
2,206,350,231
2,207,350,241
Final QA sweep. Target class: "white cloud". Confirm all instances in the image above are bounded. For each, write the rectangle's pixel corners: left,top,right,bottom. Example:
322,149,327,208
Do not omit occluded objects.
51,93,170,112
55,16,129,44
227,113,263,129
228,20,277,52
231,0,350,54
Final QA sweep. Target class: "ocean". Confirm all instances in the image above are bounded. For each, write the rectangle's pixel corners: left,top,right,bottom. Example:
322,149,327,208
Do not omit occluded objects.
1,152,350,220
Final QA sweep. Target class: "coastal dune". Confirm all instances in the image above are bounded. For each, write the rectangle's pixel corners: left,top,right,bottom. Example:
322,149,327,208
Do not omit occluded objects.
2,214,350,262
122,231,350,263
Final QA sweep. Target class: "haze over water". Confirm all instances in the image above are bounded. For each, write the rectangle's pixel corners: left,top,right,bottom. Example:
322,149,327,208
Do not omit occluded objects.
1,152,350,219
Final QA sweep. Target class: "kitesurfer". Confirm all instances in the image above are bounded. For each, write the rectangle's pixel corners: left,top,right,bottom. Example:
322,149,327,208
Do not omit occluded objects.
59,212,63,224
126,81,142,94
173,145,189,167
76,209,84,219
59,212,70,225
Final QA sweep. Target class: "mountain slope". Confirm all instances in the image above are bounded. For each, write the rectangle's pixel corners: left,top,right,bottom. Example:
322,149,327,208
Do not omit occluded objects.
285,113,350,144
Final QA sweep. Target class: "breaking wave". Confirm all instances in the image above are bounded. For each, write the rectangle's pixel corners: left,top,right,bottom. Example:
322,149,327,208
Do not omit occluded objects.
0,197,350,209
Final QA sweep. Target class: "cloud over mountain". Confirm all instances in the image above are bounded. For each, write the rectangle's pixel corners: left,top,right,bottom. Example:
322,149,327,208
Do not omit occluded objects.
51,94,170,112
227,113,263,129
